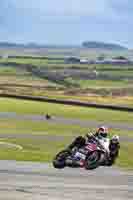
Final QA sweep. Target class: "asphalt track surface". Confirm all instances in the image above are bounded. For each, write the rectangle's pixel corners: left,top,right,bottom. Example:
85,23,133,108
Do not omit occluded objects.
0,112,133,142
0,112,133,131
1,112,133,131
0,133,132,144
0,112,133,199
0,160,132,200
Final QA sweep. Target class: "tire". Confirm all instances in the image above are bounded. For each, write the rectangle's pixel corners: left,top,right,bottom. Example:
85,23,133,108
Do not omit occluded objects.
106,157,116,166
85,151,101,170
53,150,70,169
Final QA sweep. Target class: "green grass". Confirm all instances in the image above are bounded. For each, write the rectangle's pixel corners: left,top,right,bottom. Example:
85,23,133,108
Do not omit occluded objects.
101,70,133,77
65,78,133,89
0,75,60,87
0,58,48,66
0,64,35,78
0,137,72,162
116,143,133,169
36,91,133,107
0,97,133,124
0,66,24,75
0,119,88,135
2,57,133,70
95,64,133,70
0,98,133,168
0,135,132,169
0,118,133,137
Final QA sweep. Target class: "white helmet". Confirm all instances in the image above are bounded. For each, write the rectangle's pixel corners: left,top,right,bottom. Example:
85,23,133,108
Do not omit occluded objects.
111,135,119,144
97,126,108,138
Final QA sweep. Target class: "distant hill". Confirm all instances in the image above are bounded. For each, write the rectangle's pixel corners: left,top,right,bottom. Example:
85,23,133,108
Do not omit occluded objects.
0,42,49,49
82,41,128,50
0,42,21,48
0,42,80,49
0,41,128,50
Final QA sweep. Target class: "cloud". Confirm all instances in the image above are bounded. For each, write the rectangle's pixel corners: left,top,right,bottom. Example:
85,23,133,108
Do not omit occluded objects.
3,0,109,16
110,0,133,14
42,0,107,16
0,0,132,47
1,0,131,24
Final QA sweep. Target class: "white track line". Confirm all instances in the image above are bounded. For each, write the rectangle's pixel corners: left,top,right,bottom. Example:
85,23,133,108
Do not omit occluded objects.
0,142,23,150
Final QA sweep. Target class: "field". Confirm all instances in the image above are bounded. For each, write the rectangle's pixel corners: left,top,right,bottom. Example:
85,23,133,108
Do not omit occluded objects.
0,55,133,106
0,57,48,66
0,98,133,169
0,48,133,169
1,97,133,123
65,78,133,88
0,137,132,169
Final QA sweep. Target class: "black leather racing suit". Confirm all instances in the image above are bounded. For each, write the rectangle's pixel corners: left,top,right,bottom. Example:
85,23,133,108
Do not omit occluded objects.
68,136,86,150
108,139,120,165
68,133,99,150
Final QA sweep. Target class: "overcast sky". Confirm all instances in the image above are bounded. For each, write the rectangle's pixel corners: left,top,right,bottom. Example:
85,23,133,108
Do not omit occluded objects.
0,0,132,48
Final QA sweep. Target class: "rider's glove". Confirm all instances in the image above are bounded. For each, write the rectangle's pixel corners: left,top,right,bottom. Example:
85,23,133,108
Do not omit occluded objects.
89,132,94,137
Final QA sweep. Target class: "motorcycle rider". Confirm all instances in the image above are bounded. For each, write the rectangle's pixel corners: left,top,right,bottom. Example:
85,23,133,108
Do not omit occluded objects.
67,126,120,166
108,135,120,165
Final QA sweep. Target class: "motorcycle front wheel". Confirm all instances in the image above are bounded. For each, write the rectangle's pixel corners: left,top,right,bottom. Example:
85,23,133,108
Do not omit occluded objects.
85,151,101,170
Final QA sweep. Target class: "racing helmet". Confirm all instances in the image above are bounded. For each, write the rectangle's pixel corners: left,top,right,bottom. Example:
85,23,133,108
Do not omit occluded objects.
111,135,119,144
97,126,108,138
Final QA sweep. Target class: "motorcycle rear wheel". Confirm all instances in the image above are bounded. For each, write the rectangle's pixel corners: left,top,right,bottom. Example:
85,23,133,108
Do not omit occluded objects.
53,150,70,169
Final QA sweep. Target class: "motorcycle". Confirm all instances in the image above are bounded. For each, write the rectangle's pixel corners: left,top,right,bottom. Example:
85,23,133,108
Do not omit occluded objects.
53,139,107,170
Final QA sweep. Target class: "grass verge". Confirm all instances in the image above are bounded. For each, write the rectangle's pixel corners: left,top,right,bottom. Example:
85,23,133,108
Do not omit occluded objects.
0,119,133,137
0,119,132,169
0,137,132,169
0,137,71,162
65,78,133,89
116,143,133,170
0,119,87,135
1,98,133,124
0,97,133,169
